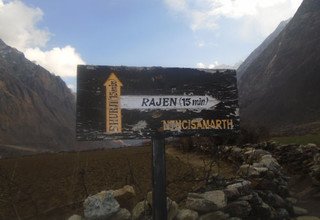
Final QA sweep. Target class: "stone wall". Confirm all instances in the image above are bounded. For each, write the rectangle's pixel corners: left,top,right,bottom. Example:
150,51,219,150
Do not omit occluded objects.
68,142,320,220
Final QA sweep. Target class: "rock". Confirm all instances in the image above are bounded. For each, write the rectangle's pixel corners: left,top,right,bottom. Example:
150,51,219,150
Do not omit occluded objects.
186,190,227,213
168,199,179,220
276,208,289,220
249,193,274,220
68,215,84,220
185,194,219,213
259,155,281,172
83,191,120,220
314,153,320,163
110,208,131,220
132,200,151,220
202,190,227,209
231,147,242,154
226,180,252,196
199,211,229,220
145,191,178,220
112,185,136,210
293,206,309,216
266,192,286,208
238,164,268,177
296,216,320,220
244,149,270,163
311,154,320,185
286,197,298,205
251,177,277,191
224,188,240,201
146,191,152,206
225,200,252,218
238,194,253,201
229,147,244,163
247,192,263,206
175,209,198,220
258,202,274,219
307,143,317,148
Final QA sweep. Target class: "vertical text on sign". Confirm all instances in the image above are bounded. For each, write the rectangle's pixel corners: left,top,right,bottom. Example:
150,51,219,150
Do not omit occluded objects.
104,73,123,133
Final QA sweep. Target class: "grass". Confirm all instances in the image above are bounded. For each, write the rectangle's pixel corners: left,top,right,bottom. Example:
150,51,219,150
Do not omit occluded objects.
272,133,320,145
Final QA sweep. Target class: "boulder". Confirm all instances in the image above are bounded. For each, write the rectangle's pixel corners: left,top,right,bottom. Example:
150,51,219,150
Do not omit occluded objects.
199,211,229,220
132,200,152,220
311,154,320,185
257,202,274,219
293,206,309,216
175,209,198,220
228,147,244,163
259,155,281,172
225,200,252,218
110,208,131,220
276,208,289,220
296,216,320,220
266,192,286,208
238,164,268,177
145,191,178,220
68,215,84,220
307,143,317,148
83,191,120,220
224,187,240,201
202,190,227,209
146,191,152,206
226,180,252,196
286,197,298,205
185,194,218,213
112,185,136,210
244,149,270,163
185,191,227,213
168,199,179,220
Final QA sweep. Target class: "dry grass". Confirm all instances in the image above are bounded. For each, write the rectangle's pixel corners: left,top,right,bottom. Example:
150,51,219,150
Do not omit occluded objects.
0,145,236,220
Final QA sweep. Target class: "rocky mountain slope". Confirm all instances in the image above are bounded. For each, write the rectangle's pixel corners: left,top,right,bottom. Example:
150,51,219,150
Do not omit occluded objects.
238,0,320,135
237,19,290,80
0,39,75,150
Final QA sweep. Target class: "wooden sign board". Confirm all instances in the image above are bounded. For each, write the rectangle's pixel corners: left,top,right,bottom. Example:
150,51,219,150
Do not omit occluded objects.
76,65,239,140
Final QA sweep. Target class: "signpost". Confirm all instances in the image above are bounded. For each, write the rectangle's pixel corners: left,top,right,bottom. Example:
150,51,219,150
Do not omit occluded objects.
76,65,240,219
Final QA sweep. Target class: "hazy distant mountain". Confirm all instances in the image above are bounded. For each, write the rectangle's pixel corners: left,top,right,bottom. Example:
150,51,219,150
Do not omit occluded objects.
0,39,75,150
237,19,290,80
239,0,320,135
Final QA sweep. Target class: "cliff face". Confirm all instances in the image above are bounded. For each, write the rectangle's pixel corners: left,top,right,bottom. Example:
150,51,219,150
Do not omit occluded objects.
0,39,75,150
239,0,320,134
237,19,289,80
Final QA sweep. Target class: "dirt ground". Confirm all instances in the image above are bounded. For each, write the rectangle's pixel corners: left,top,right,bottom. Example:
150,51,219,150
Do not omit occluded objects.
0,145,237,220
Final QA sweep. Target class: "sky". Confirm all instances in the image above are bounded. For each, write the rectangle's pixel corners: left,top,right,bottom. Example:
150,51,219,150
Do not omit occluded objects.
0,0,303,91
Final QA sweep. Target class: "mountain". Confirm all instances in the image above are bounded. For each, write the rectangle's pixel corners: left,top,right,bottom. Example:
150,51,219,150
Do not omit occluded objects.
0,39,75,150
237,19,290,80
239,0,320,135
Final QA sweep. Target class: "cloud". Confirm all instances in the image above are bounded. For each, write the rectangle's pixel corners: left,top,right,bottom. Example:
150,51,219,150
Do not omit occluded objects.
0,0,49,51
196,62,206,68
164,0,303,37
25,46,85,77
0,0,85,77
196,61,219,69
196,60,241,69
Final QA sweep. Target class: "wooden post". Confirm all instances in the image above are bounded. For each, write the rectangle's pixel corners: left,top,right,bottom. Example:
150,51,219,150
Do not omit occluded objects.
152,133,167,220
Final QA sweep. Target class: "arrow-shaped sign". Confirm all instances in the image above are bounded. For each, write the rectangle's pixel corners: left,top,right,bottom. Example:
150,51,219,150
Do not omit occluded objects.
105,73,220,133
120,95,219,111
104,73,123,134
